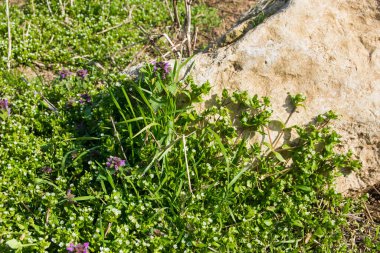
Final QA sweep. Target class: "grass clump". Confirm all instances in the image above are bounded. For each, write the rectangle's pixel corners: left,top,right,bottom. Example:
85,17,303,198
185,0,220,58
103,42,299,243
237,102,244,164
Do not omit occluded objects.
0,63,378,252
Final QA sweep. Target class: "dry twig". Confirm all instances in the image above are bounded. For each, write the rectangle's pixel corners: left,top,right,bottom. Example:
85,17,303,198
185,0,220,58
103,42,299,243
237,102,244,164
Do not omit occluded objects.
184,0,193,55
5,0,12,70
162,33,181,58
172,0,181,29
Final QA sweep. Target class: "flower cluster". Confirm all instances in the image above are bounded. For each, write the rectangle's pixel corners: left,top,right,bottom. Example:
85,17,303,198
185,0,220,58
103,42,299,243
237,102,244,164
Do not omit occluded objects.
153,61,171,79
106,156,126,170
41,166,53,174
78,93,91,104
67,242,89,253
77,69,88,79
0,98,11,115
59,69,73,79
59,69,88,79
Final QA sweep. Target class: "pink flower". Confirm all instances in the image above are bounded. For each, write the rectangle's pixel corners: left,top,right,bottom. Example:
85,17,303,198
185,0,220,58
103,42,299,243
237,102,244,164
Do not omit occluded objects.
0,98,11,115
152,61,171,79
76,69,88,79
67,242,89,253
106,156,126,170
59,69,72,79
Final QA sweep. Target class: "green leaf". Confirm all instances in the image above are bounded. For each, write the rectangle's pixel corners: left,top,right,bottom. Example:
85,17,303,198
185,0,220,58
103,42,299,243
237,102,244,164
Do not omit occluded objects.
132,122,160,139
6,239,22,249
315,227,325,238
295,185,312,192
292,220,304,228
64,137,100,141
268,120,285,131
192,241,207,248
273,151,286,163
71,196,96,201
263,219,272,226
228,165,250,189
34,178,65,194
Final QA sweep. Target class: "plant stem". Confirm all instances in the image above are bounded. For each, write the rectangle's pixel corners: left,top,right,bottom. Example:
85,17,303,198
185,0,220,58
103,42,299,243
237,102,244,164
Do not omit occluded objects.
5,0,12,70
172,0,180,29
184,0,192,55
110,116,129,165
164,0,174,22
272,108,295,149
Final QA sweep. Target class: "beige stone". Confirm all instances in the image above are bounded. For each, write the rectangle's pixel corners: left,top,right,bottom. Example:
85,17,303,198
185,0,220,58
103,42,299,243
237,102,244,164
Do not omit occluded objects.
186,0,380,194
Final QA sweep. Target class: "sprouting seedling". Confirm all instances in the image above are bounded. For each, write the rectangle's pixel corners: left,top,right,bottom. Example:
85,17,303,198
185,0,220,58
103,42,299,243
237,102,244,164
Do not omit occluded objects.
288,93,306,113
315,110,339,129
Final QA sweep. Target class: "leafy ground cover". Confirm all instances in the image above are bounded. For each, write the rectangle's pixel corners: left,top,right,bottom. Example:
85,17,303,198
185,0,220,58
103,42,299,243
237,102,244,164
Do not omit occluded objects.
0,0,379,252
0,0,219,70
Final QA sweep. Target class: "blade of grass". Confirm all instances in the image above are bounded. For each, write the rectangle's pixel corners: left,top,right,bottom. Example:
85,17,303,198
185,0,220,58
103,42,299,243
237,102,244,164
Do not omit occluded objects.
135,86,154,114
121,86,137,118
227,165,251,190
132,122,160,139
208,128,230,178
109,90,128,122
71,196,96,201
182,134,193,195
142,131,196,175
72,146,101,164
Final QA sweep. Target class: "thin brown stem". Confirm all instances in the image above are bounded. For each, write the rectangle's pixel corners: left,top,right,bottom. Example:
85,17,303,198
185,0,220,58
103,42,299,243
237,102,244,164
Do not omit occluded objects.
164,0,174,22
184,0,192,55
192,26,198,51
172,0,181,29
5,0,12,70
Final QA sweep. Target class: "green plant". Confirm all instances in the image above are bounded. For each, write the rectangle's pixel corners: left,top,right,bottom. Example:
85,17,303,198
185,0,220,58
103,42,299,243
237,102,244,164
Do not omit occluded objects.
0,1,378,252
1,63,377,252
0,0,219,70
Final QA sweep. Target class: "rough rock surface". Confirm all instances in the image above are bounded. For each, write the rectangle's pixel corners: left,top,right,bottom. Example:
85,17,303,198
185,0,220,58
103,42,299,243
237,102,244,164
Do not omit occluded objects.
187,0,380,194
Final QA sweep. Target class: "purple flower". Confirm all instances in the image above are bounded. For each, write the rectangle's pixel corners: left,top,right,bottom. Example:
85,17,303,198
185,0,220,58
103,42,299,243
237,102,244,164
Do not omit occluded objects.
0,99,10,115
59,69,72,79
41,166,53,174
78,93,91,104
67,242,89,253
106,156,126,170
153,61,171,79
77,69,88,79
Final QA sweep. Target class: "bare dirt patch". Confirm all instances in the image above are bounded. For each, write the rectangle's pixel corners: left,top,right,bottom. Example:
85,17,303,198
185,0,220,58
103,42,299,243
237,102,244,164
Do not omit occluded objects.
199,0,258,44
9,0,26,6
17,66,56,82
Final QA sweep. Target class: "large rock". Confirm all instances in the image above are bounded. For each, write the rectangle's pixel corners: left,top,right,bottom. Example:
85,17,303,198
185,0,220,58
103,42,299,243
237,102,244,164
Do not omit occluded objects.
187,0,380,194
